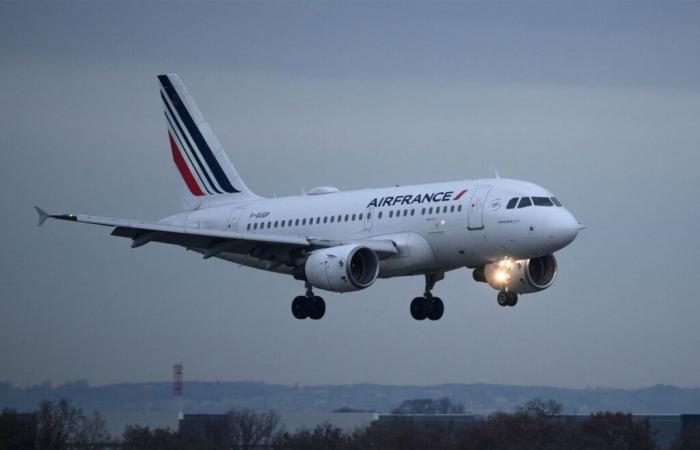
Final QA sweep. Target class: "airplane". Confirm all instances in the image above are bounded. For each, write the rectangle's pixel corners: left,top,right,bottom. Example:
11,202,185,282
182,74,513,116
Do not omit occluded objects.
36,74,584,321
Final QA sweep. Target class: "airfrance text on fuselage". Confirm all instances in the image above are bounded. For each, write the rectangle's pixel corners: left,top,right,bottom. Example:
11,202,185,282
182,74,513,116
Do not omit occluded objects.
366,190,464,208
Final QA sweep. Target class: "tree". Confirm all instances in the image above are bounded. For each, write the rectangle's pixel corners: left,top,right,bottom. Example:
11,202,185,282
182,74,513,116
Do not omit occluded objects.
36,398,111,450
453,411,572,450
214,410,281,450
123,425,196,450
272,423,348,450
577,412,658,450
349,422,452,450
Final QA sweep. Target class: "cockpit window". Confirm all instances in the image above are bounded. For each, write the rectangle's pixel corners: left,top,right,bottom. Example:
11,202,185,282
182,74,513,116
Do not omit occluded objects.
506,197,519,209
532,197,554,207
517,197,532,208
551,197,562,207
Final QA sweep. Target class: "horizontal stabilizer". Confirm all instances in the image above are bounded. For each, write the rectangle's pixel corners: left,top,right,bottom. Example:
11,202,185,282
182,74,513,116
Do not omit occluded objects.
34,206,77,227
34,206,49,226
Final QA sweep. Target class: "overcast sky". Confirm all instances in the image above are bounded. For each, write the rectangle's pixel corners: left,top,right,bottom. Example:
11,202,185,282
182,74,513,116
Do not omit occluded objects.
1,1,699,389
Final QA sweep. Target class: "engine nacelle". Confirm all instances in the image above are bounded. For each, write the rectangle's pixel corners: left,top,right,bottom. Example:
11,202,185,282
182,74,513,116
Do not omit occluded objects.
305,245,380,293
475,254,558,294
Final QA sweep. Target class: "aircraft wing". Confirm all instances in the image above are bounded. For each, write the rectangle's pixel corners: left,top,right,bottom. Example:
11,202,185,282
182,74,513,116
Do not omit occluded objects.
35,207,398,260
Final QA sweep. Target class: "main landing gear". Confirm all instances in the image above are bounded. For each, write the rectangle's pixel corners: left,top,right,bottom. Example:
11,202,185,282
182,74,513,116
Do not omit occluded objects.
291,282,326,320
497,291,518,307
410,273,445,321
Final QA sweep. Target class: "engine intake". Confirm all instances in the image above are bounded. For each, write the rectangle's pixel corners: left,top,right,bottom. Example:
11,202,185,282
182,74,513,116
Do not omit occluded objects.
305,245,379,292
478,254,557,294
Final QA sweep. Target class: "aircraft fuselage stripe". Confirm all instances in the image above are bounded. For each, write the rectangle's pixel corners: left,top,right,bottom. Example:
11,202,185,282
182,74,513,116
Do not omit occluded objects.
161,92,222,194
158,75,239,193
169,133,205,196
164,110,213,195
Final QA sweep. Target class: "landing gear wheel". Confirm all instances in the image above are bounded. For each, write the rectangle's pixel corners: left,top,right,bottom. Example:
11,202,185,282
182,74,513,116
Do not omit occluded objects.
497,291,509,307
427,297,444,321
291,296,309,319
308,296,326,320
508,293,518,307
410,297,428,320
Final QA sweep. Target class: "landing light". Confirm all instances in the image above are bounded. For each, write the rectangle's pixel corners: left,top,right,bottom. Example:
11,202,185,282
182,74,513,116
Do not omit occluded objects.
494,270,510,284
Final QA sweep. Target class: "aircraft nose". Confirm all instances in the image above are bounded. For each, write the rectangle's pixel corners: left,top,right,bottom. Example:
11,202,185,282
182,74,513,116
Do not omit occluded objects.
544,209,582,249
556,210,582,246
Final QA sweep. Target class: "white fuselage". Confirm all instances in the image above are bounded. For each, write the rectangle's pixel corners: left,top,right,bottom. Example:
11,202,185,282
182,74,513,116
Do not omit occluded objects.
161,178,581,278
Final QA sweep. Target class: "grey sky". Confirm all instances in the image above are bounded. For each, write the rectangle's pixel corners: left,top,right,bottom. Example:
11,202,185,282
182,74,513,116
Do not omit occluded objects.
1,1,699,389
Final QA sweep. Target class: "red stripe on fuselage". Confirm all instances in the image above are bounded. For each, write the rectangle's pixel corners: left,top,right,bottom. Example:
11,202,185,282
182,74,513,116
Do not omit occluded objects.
453,189,469,200
169,133,205,196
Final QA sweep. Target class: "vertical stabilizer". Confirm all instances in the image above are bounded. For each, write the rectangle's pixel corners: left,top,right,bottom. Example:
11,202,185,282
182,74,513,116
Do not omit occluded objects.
158,74,258,209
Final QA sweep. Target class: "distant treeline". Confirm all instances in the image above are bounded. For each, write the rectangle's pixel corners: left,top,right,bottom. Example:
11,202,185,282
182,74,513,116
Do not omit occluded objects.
3,398,699,450
2,381,700,414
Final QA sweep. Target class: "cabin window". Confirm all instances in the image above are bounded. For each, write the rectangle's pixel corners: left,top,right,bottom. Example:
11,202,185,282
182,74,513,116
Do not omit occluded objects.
287,219,292,226
294,219,299,226
367,212,371,219
532,197,554,207
247,223,251,230
428,207,433,214
506,197,518,209
323,216,328,223
389,211,393,218
253,223,258,230
352,213,356,221
274,221,279,227
450,205,455,213
403,210,408,217
330,216,335,223
411,209,415,216
316,217,320,224
421,208,426,215
458,205,463,212
267,222,271,228
551,197,562,207
302,218,306,225
337,215,342,222
518,197,532,208
359,213,363,220
378,211,383,219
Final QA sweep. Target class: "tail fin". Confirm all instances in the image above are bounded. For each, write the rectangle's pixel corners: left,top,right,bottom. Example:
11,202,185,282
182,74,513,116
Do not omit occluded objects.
158,74,258,209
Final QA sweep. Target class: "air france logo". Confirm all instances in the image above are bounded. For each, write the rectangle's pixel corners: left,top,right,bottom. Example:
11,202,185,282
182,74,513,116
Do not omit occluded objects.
367,189,468,208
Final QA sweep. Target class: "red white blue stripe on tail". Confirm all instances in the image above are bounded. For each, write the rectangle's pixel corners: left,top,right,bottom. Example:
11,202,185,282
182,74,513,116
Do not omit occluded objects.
159,74,240,196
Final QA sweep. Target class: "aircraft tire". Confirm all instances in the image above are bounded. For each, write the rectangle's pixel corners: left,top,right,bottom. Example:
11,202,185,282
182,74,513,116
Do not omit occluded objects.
497,291,509,307
428,297,444,321
292,296,309,319
508,293,518,307
309,296,326,320
410,297,428,320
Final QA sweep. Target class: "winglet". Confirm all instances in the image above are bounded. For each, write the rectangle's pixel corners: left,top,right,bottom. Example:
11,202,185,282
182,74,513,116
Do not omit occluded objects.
35,206,50,227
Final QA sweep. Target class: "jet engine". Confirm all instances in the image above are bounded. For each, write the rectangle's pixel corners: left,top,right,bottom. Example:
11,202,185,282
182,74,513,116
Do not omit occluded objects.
305,244,380,292
473,254,558,294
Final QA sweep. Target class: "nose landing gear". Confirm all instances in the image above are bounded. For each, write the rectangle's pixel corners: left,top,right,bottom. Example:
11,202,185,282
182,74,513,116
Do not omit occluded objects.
291,282,326,320
410,273,445,321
